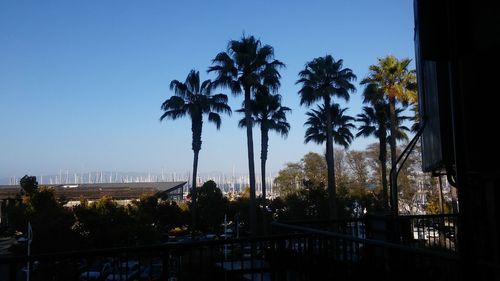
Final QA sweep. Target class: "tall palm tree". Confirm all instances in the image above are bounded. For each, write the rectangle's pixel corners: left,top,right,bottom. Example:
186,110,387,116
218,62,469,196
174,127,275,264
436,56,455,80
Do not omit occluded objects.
297,55,356,219
356,97,411,210
304,103,356,219
361,55,416,215
237,89,291,201
160,70,231,229
356,105,389,209
209,35,284,235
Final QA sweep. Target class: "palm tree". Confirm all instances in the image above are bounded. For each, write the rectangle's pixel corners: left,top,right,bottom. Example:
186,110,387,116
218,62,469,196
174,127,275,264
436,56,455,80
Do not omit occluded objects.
356,104,389,209
237,89,291,201
356,96,411,210
160,70,231,229
297,55,356,219
304,103,356,219
209,35,284,235
361,55,416,215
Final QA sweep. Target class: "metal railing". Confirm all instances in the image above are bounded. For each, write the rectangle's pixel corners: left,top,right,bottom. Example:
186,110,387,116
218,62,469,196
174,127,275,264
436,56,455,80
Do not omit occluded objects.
279,213,458,252
394,214,458,251
271,221,459,281
0,233,321,281
0,215,459,281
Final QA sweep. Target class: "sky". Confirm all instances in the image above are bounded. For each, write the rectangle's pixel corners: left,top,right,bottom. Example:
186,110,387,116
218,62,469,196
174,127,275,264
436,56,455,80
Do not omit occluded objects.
0,0,416,179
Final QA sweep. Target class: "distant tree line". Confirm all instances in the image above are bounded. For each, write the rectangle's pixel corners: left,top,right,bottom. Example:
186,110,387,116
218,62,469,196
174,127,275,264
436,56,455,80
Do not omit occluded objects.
3,176,261,253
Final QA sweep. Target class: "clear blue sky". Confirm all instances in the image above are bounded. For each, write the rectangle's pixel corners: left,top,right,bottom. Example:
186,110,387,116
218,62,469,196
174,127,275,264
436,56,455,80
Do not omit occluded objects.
0,0,415,179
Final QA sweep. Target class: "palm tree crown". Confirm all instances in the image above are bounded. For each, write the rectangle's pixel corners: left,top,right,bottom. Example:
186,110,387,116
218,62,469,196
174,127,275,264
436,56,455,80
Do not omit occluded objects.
304,103,356,148
297,55,356,106
208,35,285,95
356,105,410,142
161,70,231,133
361,55,417,104
237,90,291,137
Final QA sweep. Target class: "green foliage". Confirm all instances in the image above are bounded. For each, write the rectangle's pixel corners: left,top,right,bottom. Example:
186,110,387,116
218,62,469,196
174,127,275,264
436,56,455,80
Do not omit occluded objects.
157,200,188,233
5,198,29,238
193,180,229,232
274,183,329,221
303,152,327,187
73,196,135,248
273,151,391,219
228,196,249,234
273,162,304,196
7,179,80,253
72,194,187,248
29,187,79,253
361,55,417,104
19,175,38,196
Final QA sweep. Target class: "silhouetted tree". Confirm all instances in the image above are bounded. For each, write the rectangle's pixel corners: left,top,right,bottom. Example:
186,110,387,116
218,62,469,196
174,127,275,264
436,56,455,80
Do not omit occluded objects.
209,35,284,235
237,89,290,201
73,196,135,248
297,55,356,219
361,55,416,214
356,83,390,209
19,175,38,196
303,103,356,218
160,70,231,229
194,180,228,232
357,101,411,210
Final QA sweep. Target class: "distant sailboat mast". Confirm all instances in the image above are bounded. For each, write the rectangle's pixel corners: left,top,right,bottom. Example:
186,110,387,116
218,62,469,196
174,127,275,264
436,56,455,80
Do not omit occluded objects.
232,165,235,194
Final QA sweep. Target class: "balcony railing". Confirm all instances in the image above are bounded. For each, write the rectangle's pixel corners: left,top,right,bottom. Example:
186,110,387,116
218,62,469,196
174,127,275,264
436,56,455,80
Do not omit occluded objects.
271,221,458,281
3,233,328,281
277,213,458,252
1,221,458,281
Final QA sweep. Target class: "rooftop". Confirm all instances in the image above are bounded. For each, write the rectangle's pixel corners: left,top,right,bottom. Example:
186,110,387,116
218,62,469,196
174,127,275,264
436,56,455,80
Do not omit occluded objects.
0,182,186,200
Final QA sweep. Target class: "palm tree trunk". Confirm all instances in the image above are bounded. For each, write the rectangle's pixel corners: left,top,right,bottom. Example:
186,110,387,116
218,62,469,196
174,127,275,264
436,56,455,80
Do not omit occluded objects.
191,149,199,230
261,126,269,234
388,97,398,216
244,87,257,236
191,118,202,231
261,126,269,201
324,97,338,220
379,134,389,211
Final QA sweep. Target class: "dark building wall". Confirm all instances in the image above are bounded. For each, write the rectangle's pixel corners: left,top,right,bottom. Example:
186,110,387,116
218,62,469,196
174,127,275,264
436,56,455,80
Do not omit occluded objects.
414,1,500,279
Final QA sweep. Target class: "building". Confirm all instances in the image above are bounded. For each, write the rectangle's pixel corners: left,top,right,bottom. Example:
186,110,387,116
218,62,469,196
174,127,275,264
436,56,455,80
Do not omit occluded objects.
0,182,186,223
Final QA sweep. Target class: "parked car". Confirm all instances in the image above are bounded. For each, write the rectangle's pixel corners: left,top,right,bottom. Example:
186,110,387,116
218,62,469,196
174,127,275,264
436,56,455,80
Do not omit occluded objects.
80,261,111,281
106,261,140,281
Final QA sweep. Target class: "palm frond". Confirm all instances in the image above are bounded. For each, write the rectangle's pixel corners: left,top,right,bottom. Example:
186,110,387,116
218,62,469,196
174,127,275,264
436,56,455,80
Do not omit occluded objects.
161,96,185,111
160,108,187,121
208,112,222,129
